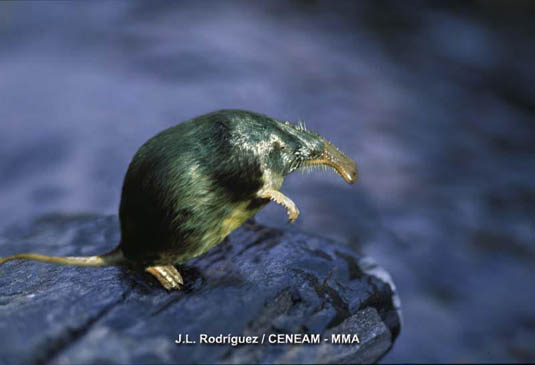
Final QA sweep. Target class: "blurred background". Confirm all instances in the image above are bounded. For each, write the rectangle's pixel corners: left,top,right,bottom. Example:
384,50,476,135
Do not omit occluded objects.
0,1,534,362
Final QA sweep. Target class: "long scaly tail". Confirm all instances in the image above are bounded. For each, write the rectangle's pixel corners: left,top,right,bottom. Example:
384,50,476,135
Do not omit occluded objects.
0,247,124,267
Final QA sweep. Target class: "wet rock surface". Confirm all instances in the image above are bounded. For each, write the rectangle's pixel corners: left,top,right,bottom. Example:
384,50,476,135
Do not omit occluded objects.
0,214,401,364
1,2,534,362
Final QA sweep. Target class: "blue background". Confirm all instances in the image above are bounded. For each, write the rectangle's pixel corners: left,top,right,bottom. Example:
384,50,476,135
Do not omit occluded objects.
0,1,534,362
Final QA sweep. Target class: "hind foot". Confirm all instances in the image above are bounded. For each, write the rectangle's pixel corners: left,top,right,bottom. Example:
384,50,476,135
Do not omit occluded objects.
145,265,184,290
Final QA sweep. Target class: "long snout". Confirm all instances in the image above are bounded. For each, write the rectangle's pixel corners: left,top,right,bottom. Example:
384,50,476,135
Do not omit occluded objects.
306,139,358,184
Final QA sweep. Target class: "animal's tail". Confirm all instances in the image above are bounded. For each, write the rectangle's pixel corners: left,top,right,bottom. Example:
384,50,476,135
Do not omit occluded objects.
0,247,124,267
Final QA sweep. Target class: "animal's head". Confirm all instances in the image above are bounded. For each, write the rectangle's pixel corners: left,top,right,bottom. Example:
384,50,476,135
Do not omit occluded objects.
218,109,357,186
265,120,358,184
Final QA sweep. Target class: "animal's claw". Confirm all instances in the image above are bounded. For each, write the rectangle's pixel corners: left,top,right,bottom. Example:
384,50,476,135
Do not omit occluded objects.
288,206,299,223
258,189,299,224
145,265,184,291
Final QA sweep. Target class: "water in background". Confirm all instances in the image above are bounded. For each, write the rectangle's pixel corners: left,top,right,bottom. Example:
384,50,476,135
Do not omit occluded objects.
0,1,534,362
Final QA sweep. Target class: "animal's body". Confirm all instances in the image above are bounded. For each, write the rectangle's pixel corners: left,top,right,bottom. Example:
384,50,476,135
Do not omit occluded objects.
0,110,357,290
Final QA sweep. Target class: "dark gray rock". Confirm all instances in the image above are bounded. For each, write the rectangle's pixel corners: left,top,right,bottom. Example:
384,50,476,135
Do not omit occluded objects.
0,214,401,364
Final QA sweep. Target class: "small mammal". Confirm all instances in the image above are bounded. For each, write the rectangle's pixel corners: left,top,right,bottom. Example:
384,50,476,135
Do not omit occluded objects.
0,110,357,290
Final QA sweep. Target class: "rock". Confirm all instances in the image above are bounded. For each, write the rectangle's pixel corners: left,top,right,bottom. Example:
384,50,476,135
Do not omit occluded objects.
0,214,401,364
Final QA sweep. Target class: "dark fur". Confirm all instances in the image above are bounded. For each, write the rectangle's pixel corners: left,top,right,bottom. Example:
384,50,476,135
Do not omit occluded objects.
118,110,316,265
0,109,353,276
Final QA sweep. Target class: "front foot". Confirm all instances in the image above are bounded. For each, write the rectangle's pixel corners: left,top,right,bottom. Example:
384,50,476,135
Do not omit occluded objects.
145,265,184,291
258,189,300,223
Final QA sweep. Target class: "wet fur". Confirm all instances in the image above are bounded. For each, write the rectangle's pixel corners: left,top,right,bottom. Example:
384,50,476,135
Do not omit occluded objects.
0,109,334,271
118,110,321,266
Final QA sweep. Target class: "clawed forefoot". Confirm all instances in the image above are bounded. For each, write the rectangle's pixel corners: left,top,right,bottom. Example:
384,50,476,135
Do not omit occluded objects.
145,265,184,290
258,189,299,223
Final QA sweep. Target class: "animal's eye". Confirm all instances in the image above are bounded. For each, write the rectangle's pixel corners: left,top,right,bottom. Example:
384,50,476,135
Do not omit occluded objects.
273,141,286,151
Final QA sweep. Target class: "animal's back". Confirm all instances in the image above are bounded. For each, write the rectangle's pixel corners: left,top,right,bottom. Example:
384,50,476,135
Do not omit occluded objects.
0,108,357,291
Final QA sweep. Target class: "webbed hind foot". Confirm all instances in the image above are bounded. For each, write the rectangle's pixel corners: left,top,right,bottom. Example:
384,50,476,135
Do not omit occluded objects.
145,265,184,290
